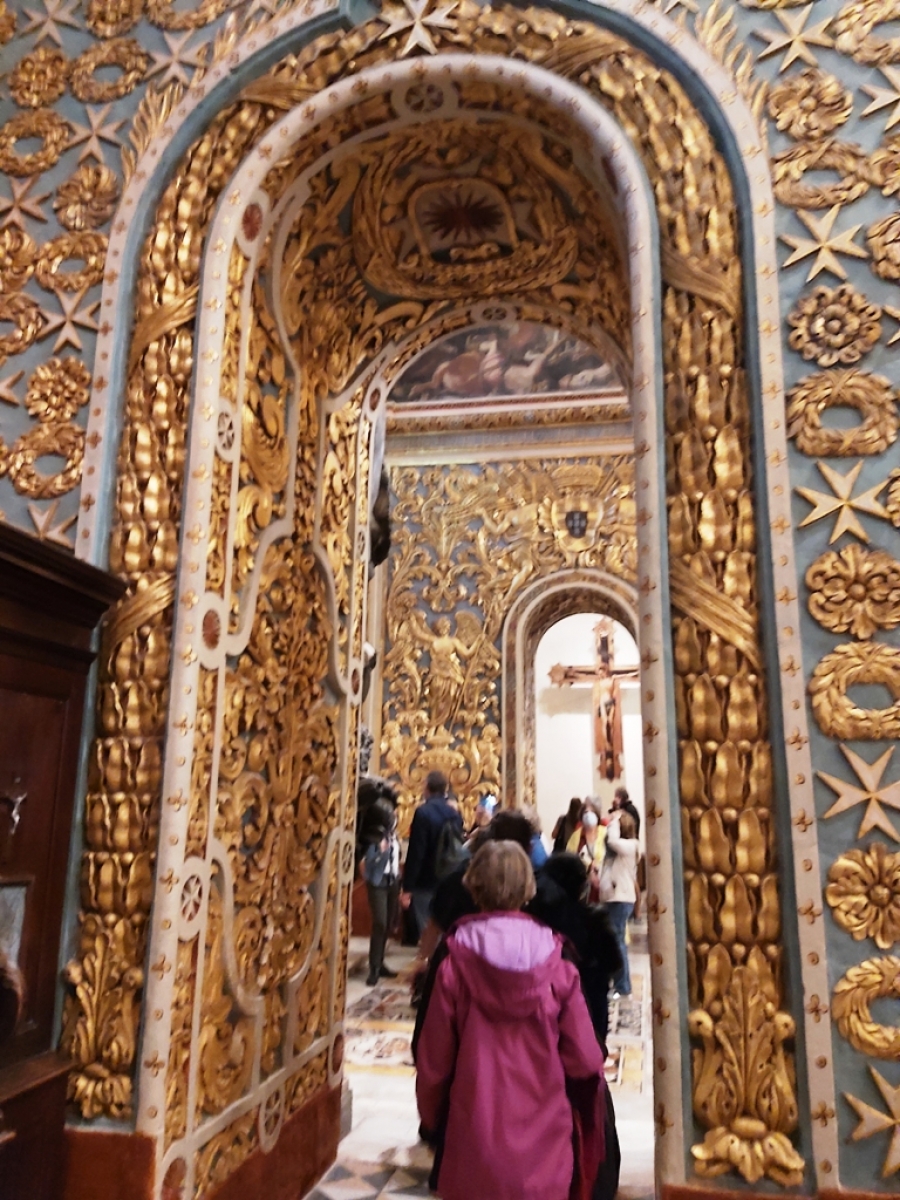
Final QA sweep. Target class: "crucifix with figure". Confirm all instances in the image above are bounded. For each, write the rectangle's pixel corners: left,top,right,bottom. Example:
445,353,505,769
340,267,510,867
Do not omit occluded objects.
548,618,638,782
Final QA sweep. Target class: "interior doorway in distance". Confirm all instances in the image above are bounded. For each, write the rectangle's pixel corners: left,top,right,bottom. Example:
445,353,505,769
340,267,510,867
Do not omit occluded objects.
534,611,653,1199
535,612,643,837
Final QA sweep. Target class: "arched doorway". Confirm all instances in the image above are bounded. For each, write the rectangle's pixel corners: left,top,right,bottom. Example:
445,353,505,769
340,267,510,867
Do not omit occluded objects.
62,6,826,1197
533,612,642,836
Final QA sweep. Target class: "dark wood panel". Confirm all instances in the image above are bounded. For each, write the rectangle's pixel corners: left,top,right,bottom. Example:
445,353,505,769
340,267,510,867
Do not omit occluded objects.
0,659,81,1068
0,1052,69,1200
0,524,125,1200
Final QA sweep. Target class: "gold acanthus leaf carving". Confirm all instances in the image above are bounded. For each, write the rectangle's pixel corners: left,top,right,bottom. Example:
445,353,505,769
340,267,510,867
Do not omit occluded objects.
66,95,273,1121
689,948,803,1187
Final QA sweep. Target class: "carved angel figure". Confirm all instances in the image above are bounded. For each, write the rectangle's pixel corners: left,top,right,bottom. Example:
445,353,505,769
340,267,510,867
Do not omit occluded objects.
412,612,482,730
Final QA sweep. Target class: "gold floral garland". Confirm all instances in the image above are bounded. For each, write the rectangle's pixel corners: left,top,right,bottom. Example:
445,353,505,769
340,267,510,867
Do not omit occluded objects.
0,293,44,357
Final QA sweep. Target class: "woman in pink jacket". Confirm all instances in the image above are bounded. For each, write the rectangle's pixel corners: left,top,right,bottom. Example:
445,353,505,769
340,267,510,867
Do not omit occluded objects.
415,840,606,1200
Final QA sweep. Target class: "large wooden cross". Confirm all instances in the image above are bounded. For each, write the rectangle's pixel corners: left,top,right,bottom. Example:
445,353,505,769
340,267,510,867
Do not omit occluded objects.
548,619,638,781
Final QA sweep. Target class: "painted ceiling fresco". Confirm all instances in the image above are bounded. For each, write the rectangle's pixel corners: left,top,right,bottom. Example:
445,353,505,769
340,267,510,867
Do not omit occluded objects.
388,321,621,403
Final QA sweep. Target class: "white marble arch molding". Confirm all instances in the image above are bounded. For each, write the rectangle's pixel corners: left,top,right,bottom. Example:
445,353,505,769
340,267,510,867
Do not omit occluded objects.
500,568,639,811
78,10,836,1191
138,51,694,1187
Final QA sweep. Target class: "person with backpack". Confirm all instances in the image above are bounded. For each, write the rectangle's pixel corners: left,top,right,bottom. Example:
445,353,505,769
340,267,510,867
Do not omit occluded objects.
361,803,401,987
401,770,464,940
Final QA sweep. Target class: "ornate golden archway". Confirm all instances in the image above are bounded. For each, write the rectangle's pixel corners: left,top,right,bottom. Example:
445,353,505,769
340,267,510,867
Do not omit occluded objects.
62,5,811,1196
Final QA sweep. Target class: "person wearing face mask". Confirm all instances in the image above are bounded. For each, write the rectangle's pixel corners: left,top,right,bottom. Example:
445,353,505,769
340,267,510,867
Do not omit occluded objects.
567,805,606,904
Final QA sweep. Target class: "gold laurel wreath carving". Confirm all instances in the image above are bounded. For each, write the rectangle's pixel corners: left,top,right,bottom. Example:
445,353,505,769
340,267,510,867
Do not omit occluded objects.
831,0,900,67
35,232,108,292
85,0,144,38
7,421,85,499
832,955,900,1058
0,107,70,176
71,38,149,103
0,224,37,291
786,370,899,456
806,545,900,639
867,211,900,281
809,642,900,738
772,140,872,210
145,0,229,30
0,292,44,360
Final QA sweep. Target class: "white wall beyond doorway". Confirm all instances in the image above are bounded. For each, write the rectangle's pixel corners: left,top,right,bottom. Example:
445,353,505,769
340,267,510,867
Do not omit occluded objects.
533,613,643,841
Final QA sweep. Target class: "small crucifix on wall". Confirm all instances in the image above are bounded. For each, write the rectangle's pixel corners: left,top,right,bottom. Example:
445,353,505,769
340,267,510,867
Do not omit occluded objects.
548,618,638,782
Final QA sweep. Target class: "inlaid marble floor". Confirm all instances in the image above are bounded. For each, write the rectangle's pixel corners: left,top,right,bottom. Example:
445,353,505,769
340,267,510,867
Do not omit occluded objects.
305,934,654,1200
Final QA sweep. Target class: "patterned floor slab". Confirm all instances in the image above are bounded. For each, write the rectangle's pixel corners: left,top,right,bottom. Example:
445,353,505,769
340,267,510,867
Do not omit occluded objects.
306,1161,432,1200
345,975,417,1076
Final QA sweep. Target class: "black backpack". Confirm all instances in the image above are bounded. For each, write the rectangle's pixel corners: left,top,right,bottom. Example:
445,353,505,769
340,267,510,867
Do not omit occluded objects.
433,817,467,880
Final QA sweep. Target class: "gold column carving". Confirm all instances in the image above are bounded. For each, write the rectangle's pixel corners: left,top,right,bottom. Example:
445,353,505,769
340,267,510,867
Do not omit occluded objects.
65,3,800,1189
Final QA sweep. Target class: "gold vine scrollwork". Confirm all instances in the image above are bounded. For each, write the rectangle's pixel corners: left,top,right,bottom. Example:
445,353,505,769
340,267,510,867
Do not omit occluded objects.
382,458,635,831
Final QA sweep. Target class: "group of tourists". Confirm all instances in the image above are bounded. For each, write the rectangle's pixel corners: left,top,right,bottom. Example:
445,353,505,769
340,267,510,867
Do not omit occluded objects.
356,771,646,1200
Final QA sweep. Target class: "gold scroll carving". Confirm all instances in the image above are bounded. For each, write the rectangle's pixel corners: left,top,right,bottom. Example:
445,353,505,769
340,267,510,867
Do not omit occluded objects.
70,2,796,1188
381,459,635,832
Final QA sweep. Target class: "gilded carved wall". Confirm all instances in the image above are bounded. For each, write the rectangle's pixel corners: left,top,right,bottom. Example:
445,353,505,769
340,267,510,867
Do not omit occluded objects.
0,0,898,1193
379,457,637,831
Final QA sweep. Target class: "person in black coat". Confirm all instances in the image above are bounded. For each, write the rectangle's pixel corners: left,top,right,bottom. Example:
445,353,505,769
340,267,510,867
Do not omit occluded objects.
611,786,641,837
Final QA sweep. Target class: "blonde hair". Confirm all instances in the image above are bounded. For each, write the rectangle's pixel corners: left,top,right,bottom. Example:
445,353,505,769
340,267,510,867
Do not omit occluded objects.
619,812,637,839
463,841,536,912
